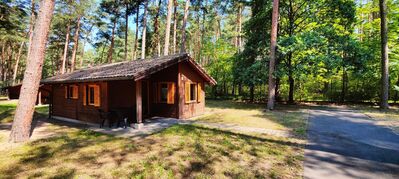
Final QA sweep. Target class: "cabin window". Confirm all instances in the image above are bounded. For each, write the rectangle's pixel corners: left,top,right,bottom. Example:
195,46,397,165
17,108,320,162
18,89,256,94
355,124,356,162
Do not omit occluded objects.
185,82,201,103
160,83,168,103
65,85,78,99
89,87,95,104
156,82,175,104
190,84,197,101
86,84,101,107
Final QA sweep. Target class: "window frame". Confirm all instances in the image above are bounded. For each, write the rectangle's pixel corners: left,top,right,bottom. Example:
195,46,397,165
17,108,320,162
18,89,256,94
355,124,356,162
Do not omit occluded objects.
185,82,198,103
65,85,78,99
158,82,169,103
86,84,100,107
156,82,175,104
189,83,197,102
88,85,95,105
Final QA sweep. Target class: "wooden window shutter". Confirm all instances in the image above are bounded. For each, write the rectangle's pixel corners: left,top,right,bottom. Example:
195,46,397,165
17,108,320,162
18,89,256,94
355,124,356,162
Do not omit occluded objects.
65,86,68,98
72,85,78,99
94,85,101,107
83,85,86,105
167,82,175,104
197,83,202,102
185,82,190,103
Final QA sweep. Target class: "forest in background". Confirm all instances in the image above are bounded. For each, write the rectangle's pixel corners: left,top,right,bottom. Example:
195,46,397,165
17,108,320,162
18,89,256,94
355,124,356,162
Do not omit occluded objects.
1,0,399,104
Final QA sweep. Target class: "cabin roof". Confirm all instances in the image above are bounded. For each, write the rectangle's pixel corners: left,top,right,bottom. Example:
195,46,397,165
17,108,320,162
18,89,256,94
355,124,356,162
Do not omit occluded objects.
42,53,216,85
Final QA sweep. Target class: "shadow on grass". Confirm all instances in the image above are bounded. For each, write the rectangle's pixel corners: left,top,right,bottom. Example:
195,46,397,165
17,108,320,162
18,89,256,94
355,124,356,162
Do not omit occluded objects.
1,123,304,178
0,109,14,123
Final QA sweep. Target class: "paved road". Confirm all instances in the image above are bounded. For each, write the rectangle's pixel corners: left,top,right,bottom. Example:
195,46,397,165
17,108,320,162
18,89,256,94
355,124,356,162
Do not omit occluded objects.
304,109,399,179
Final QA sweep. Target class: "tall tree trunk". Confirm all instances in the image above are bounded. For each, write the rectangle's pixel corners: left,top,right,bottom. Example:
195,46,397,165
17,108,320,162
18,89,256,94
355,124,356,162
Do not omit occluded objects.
107,20,117,63
172,0,178,54
0,43,5,81
26,1,36,68
232,82,235,96
70,15,81,72
267,0,279,110
341,66,346,102
180,0,190,53
250,85,254,102
236,3,242,51
379,0,389,109
288,53,294,103
13,42,25,85
80,40,85,67
124,3,129,61
9,0,55,143
238,4,242,51
61,21,70,74
164,0,173,56
238,83,242,95
132,5,139,60
152,0,162,57
5,43,13,83
141,0,148,59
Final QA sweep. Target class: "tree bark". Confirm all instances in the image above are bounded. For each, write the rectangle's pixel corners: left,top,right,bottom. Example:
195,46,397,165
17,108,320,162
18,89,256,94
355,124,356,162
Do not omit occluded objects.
80,40,85,67
341,66,347,102
152,0,162,57
172,0,178,54
0,43,5,81
180,0,190,53
379,0,389,109
164,0,173,56
107,20,117,63
141,0,148,59
70,15,81,72
26,1,36,68
132,5,139,60
267,0,279,110
9,0,55,143
61,21,71,74
236,3,242,51
124,3,129,61
250,85,254,102
288,53,294,103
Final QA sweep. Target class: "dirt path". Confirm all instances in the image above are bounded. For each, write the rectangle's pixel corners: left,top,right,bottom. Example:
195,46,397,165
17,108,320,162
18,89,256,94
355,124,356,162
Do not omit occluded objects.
304,109,399,179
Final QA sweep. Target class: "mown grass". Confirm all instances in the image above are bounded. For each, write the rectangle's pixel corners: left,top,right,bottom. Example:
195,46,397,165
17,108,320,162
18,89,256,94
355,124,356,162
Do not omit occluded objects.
346,104,399,132
0,100,304,178
0,125,304,178
0,100,48,124
195,100,309,136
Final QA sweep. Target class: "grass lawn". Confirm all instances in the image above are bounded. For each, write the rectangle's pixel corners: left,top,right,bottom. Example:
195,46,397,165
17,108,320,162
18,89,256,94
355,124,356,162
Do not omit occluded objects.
193,100,309,136
0,100,304,178
0,100,48,124
347,104,399,133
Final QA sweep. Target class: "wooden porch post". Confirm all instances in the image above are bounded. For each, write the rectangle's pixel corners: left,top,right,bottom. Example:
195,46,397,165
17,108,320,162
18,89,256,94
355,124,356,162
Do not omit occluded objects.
37,91,42,105
135,80,143,129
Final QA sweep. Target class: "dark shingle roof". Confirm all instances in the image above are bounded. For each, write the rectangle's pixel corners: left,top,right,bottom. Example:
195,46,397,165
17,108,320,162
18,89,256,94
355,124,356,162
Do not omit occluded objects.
42,53,216,85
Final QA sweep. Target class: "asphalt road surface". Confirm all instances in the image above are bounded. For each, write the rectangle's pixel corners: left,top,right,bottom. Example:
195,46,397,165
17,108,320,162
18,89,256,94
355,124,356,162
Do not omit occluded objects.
304,109,399,179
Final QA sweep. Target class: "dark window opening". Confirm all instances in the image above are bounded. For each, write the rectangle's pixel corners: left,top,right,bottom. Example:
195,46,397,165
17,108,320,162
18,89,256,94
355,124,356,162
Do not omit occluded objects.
160,83,168,102
190,83,197,101
89,87,95,104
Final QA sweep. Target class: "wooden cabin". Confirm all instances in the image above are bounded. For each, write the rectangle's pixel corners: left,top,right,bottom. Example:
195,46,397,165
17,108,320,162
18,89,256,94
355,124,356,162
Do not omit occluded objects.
3,84,51,105
42,54,216,128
